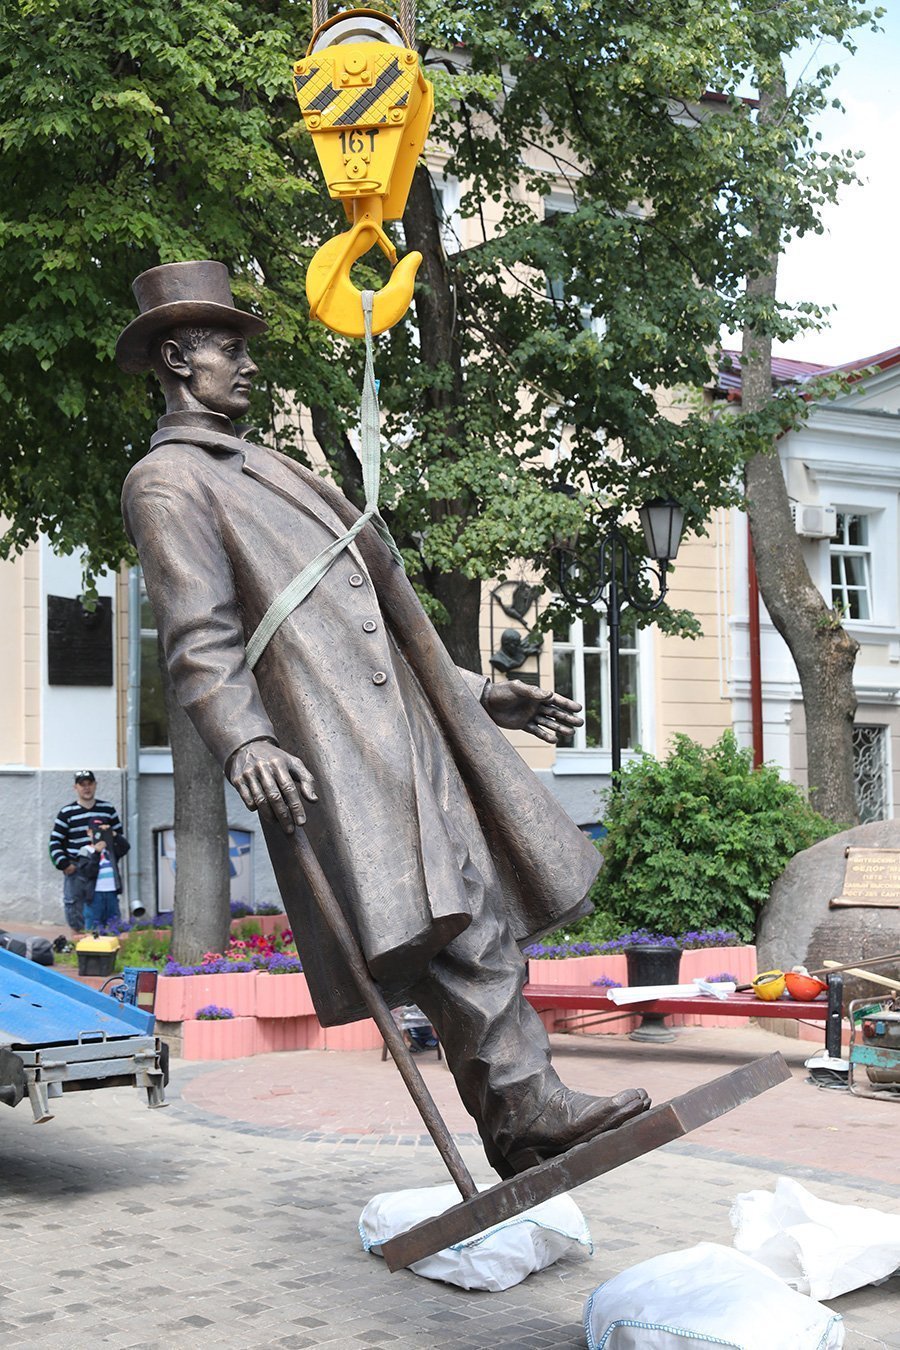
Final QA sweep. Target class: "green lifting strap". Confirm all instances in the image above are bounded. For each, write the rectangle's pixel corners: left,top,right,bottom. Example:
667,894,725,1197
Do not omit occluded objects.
244,291,404,671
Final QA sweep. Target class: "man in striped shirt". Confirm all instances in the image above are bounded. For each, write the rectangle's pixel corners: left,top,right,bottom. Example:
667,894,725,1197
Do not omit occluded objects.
48,771,123,931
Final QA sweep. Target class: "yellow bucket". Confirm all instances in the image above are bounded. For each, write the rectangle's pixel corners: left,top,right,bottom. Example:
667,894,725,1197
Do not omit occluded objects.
751,969,786,1001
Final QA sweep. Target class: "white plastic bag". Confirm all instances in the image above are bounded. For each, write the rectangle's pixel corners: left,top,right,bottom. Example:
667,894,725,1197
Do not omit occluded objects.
731,1175,900,1300
359,1183,592,1290
583,1242,844,1350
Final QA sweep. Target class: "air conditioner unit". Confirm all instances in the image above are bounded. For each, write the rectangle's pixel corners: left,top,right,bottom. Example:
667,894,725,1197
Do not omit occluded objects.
790,503,837,540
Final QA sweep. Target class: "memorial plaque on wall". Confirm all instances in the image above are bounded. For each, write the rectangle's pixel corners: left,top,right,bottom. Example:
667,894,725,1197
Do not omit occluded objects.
830,847,900,909
47,595,113,686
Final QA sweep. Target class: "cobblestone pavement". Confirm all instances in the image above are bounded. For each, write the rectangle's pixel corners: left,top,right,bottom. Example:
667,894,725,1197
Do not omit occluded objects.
1,1025,898,1349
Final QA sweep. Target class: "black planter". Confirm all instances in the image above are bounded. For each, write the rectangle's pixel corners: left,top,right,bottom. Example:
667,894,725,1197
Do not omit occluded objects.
624,943,682,1043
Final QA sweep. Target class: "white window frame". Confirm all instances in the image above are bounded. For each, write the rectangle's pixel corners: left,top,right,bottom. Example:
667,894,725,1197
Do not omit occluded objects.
852,722,893,823
542,190,605,338
429,168,462,255
830,511,874,622
551,607,650,774
137,573,173,772
802,465,898,641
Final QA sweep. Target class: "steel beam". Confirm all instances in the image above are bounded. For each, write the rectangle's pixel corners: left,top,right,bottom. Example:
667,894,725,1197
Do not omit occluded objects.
380,1052,791,1271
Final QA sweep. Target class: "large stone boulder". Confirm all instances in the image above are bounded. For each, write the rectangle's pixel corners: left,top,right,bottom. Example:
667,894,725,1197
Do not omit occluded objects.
758,821,900,1004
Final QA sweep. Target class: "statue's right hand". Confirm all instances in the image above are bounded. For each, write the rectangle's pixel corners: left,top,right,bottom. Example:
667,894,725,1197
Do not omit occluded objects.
229,741,318,835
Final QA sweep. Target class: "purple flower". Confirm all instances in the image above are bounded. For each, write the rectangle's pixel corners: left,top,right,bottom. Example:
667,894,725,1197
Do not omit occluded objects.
195,1004,235,1020
591,976,623,988
704,972,739,984
265,952,303,974
678,929,740,950
524,925,743,960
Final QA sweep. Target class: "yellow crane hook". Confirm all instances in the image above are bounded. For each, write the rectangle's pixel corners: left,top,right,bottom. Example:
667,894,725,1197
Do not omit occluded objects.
306,195,422,339
294,8,434,338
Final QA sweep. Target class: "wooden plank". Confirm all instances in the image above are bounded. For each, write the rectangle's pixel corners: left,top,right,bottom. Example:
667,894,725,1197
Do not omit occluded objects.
522,985,829,1021
380,1053,791,1271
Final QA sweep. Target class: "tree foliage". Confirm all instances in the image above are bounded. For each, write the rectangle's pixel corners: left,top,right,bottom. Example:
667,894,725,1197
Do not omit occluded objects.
585,731,838,941
0,0,882,643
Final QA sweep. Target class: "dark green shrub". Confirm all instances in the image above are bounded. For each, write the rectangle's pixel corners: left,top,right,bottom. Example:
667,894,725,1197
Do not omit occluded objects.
586,731,838,941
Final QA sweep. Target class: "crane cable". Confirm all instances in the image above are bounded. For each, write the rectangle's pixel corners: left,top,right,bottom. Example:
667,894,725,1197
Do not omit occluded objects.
311,1,416,44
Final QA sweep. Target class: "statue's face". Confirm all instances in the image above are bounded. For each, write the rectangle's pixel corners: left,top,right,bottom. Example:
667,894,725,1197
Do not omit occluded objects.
177,326,259,419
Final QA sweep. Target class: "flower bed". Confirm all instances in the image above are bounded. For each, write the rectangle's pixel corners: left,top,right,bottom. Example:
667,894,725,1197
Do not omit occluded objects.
153,926,762,1059
525,929,759,1034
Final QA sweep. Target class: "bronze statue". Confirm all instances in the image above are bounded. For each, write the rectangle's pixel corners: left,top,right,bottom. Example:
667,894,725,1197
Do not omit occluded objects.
117,260,649,1177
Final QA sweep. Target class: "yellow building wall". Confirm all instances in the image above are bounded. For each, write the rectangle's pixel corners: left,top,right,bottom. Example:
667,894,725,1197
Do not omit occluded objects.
0,540,41,766
655,510,733,752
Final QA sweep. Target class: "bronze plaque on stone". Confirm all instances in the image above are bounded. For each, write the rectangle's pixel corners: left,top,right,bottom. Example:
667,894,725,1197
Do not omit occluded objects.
831,848,900,909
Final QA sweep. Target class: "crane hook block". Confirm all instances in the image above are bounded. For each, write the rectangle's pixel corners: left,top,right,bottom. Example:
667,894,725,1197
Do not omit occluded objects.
293,8,434,337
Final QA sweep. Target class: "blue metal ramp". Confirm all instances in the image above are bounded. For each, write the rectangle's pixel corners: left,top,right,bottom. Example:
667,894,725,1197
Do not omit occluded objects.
0,947,155,1047
0,948,165,1122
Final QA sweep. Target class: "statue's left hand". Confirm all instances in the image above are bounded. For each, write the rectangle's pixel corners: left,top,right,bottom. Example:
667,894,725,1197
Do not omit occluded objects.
483,680,584,744
229,741,318,834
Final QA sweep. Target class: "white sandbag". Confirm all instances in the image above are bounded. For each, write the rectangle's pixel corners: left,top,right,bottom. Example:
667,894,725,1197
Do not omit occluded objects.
731,1175,900,1300
359,1183,592,1290
583,1242,844,1350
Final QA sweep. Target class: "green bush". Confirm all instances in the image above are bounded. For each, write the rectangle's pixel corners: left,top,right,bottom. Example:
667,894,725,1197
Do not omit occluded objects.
585,731,838,942
116,927,171,971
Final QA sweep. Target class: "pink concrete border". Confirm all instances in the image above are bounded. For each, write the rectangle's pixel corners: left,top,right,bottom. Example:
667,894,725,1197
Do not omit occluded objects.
323,1018,382,1051
182,1016,259,1060
155,971,260,1021
255,973,316,1019
256,1017,325,1052
527,954,634,1034
229,914,289,939
527,946,758,1034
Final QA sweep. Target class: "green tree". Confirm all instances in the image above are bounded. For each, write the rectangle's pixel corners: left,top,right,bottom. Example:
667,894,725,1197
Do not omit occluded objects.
0,0,880,953
0,0,340,959
586,732,838,941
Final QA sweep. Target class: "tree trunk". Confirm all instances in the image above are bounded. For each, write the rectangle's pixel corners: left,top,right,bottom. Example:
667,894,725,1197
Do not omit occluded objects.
159,639,232,963
741,71,859,826
429,570,484,672
402,163,484,671
311,403,365,510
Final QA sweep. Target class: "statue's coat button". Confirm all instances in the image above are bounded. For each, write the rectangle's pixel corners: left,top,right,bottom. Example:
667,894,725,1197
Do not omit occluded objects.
372,671,388,685
362,619,377,633
349,573,364,587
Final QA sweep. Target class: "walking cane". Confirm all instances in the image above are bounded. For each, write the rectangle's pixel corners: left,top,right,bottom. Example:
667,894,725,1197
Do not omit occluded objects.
290,829,478,1203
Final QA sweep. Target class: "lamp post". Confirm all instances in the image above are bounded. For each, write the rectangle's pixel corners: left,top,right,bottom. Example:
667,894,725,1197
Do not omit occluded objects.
555,499,685,780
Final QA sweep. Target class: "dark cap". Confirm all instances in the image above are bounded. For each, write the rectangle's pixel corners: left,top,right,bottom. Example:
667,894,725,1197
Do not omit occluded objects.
74,770,96,783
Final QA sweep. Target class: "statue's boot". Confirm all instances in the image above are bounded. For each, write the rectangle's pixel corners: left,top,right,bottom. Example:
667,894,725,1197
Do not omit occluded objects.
409,886,651,1179
500,1086,651,1174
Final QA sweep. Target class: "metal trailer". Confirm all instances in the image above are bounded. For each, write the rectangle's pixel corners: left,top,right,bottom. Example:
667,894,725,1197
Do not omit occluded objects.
0,947,167,1123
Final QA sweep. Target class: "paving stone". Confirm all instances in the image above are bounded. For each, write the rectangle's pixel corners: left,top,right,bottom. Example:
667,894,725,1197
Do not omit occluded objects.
0,1025,897,1346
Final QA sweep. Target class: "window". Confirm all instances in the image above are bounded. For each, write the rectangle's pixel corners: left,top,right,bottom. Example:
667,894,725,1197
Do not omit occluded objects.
429,172,461,253
543,192,574,305
139,577,169,749
853,725,889,823
552,608,640,752
830,512,872,621
543,191,604,336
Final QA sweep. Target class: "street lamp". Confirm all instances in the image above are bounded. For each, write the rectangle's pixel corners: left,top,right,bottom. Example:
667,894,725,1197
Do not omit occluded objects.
555,498,685,780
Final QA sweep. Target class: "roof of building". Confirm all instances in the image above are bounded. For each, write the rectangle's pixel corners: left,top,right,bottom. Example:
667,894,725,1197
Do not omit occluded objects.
718,345,900,399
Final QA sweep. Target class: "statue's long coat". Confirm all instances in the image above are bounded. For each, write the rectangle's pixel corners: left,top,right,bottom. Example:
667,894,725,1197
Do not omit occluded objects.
122,417,600,1024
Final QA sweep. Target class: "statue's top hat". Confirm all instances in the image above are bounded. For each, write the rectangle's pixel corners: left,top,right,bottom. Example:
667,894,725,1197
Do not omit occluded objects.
115,260,267,373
